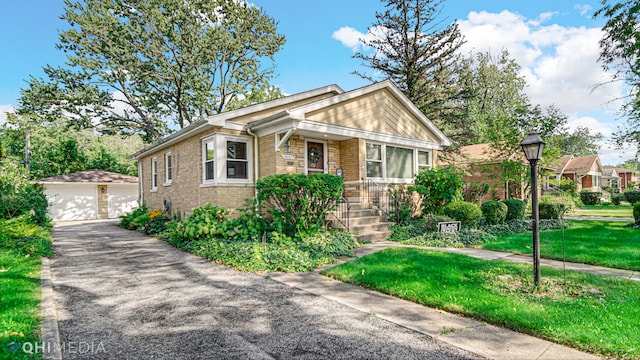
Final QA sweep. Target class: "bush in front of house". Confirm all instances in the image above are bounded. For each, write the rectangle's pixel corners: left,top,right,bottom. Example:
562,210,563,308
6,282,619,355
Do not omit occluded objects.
443,201,482,226
0,160,50,227
539,201,567,220
634,202,640,224
481,200,508,225
257,173,343,236
579,191,601,206
612,193,623,205
463,181,490,205
119,205,171,236
411,165,465,215
502,198,525,221
624,190,640,205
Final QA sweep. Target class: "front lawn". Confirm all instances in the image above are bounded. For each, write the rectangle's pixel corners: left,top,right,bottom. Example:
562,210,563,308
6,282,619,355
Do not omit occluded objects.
321,247,640,359
480,220,640,271
570,205,633,218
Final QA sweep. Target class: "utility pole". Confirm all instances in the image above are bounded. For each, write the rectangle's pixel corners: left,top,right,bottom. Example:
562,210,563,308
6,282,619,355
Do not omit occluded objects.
25,127,31,173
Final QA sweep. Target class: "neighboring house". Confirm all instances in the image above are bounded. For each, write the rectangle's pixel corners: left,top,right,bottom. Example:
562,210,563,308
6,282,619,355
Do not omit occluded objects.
38,169,139,221
130,80,451,219
601,167,621,191
603,166,639,191
553,155,603,191
442,143,527,201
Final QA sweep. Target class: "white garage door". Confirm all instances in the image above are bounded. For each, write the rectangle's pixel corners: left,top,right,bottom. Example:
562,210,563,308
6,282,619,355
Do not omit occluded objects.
45,184,98,221
108,185,139,218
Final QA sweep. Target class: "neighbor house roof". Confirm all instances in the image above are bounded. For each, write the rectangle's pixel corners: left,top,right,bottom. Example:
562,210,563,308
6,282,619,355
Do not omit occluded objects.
604,166,638,175
38,169,138,184
554,155,602,176
443,143,525,165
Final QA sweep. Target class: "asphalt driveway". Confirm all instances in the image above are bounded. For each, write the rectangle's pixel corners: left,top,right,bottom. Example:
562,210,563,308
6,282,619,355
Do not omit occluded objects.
48,220,482,359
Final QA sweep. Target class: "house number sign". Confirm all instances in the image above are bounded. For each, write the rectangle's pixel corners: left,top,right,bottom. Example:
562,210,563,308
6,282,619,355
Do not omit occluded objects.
438,221,461,233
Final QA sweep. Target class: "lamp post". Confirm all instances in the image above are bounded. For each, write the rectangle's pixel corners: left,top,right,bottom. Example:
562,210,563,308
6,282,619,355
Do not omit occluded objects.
520,131,545,286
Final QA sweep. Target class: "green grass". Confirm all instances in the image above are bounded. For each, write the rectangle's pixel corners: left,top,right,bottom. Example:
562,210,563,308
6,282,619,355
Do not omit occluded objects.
322,247,640,359
0,252,42,359
570,204,633,218
480,220,640,271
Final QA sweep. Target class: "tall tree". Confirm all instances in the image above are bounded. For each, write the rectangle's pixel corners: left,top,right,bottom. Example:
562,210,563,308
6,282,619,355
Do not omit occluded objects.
547,126,603,157
353,0,466,145
594,0,640,154
18,0,285,142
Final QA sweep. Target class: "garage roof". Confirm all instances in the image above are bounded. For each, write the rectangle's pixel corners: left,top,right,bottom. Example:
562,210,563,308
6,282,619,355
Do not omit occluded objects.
38,169,138,184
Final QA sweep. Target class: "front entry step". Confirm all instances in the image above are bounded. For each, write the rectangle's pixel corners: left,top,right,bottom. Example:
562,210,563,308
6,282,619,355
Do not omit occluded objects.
332,202,393,243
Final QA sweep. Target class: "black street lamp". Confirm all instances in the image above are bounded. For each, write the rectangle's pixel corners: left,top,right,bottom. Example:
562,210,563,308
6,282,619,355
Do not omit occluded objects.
520,131,545,286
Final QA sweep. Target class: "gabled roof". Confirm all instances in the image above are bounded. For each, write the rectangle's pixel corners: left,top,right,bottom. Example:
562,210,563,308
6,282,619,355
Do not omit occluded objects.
555,155,602,176
604,166,638,175
38,169,138,184
445,143,524,165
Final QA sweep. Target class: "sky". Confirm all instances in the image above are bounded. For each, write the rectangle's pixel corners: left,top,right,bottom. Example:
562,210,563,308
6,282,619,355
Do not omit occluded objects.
0,0,636,165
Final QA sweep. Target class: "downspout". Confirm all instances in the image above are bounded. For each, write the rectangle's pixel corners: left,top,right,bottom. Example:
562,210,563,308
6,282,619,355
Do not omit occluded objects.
246,126,259,200
137,160,143,206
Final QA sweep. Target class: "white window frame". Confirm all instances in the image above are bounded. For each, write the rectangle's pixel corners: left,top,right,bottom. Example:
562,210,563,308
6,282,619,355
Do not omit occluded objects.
151,157,158,192
164,152,173,185
385,145,414,181
365,142,433,182
202,134,253,186
417,150,432,172
365,142,384,179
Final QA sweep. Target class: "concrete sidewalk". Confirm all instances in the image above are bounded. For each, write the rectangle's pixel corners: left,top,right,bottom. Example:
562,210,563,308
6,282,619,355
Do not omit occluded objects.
269,241,632,360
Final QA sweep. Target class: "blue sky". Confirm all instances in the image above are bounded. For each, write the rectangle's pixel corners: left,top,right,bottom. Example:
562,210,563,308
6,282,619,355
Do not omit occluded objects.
0,0,634,165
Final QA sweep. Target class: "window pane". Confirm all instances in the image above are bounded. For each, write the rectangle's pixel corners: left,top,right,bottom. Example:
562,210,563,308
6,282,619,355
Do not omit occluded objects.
167,154,172,180
205,161,214,180
227,160,247,179
206,142,214,161
366,161,382,178
366,143,381,161
386,146,413,178
227,141,247,160
418,151,430,165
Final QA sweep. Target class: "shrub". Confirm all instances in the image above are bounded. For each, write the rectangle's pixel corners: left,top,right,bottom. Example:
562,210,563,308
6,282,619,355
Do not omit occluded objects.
463,181,490,205
539,201,566,220
540,194,581,213
387,184,417,224
634,202,640,224
0,216,54,257
624,190,640,205
443,201,482,226
163,203,228,246
481,200,508,225
0,161,50,227
411,165,465,215
579,191,601,206
220,199,271,241
612,193,623,206
502,198,525,221
257,173,343,236
388,214,453,242
119,205,147,229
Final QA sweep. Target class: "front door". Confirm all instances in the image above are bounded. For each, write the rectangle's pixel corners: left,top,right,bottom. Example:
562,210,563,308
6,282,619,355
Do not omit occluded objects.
307,141,325,174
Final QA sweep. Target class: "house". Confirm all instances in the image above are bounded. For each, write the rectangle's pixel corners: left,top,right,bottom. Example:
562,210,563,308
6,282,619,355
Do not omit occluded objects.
130,81,451,225
601,167,621,191
553,155,603,191
38,169,139,221
603,166,639,191
441,143,527,201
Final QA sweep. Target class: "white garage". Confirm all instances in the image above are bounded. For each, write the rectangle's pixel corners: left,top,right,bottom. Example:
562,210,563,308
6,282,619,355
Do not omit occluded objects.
38,169,139,221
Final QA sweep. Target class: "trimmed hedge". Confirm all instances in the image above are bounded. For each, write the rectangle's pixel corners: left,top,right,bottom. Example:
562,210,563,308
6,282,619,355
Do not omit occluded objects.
502,198,525,221
539,201,566,220
579,191,601,206
634,202,640,224
443,201,482,226
624,191,640,205
481,200,508,225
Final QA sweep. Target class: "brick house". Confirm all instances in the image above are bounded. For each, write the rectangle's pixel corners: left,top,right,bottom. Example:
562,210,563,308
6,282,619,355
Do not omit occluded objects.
603,166,639,191
554,155,603,191
131,81,451,222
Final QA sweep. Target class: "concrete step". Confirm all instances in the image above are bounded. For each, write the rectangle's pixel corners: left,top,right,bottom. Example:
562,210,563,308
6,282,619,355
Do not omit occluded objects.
350,222,394,233
349,208,381,217
355,230,393,243
348,215,387,226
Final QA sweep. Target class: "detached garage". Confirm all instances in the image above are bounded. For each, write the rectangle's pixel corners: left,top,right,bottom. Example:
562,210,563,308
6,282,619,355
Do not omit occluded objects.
38,169,139,221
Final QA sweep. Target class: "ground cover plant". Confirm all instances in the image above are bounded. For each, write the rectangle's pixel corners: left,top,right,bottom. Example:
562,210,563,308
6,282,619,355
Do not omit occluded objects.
321,247,640,359
481,220,640,271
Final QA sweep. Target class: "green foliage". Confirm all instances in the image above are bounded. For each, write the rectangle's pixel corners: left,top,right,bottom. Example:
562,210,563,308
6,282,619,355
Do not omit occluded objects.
539,201,567,220
481,200,508,225
611,193,623,205
164,203,228,244
387,184,417,224
634,202,640,224
502,198,525,221
624,190,640,205
257,174,343,236
579,191,602,206
411,166,465,215
0,160,50,227
119,205,170,236
21,0,285,141
220,199,271,241
388,214,453,241
463,181,490,205
0,216,54,257
541,194,582,213
443,201,482,226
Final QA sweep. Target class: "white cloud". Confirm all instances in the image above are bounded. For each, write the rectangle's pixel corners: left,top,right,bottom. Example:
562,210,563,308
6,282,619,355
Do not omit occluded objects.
0,105,14,125
567,115,613,137
575,4,593,16
332,26,365,52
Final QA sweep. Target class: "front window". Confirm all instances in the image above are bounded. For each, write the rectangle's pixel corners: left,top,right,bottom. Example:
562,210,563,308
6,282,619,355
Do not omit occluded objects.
366,143,383,178
418,150,431,171
165,152,173,183
386,146,413,179
204,140,215,181
227,141,248,179
151,157,158,190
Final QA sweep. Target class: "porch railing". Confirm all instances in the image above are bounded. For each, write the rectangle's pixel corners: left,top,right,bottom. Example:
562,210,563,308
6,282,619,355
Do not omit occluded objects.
327,195,350,232
361,179,407,223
